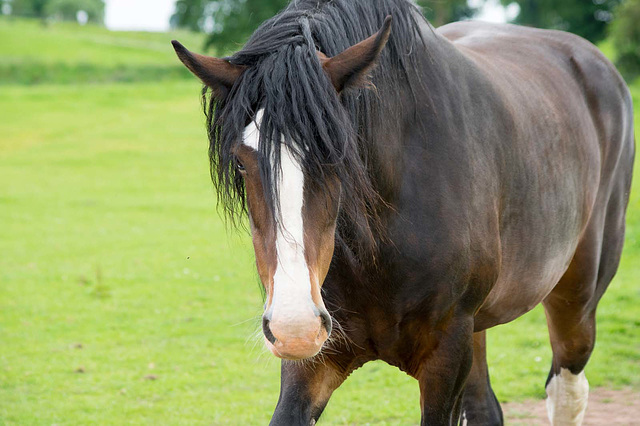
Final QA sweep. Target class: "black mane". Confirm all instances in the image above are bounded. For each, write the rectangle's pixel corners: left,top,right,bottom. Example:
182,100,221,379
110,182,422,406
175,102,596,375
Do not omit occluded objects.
204,0,427,258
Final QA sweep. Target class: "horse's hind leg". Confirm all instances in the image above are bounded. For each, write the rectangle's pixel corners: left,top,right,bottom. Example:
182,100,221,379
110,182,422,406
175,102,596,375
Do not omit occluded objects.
459,331,503,425
543,184,628,425
543,298,593,426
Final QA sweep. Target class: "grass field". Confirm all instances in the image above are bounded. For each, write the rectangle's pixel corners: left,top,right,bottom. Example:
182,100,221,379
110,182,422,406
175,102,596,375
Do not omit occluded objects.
0,19,638,425
0,18,206,84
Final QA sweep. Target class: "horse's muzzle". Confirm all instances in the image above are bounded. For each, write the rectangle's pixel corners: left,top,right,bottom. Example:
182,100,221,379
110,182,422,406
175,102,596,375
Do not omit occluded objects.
262,308,332,360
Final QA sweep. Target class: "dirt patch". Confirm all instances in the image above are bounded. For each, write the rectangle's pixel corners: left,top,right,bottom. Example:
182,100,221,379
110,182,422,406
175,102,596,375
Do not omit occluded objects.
503,387,639,425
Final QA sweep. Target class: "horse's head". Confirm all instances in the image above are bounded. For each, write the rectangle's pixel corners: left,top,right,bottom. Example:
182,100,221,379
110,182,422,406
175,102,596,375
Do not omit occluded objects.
173,17,391,360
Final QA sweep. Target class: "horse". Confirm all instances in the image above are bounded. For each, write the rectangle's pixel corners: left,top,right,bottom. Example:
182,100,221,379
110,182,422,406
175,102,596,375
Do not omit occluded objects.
171,0,635,424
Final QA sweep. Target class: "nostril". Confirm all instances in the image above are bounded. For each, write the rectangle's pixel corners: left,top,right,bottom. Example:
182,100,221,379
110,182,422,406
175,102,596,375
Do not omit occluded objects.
262,316,276,344
319,310,332,336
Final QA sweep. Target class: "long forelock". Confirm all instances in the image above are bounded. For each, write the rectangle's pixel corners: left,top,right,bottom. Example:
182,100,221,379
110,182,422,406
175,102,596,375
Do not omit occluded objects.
205,0,426,259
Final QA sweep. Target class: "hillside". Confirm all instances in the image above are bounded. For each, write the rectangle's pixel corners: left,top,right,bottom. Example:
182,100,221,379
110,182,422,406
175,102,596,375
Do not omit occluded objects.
0,18,207,84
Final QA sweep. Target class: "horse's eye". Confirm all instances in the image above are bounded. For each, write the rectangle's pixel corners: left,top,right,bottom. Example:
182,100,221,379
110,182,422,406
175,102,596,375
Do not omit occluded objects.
236,158,246,172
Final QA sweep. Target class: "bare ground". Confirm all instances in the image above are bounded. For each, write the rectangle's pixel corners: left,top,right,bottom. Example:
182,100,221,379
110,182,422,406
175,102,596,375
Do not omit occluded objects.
503,388,639,425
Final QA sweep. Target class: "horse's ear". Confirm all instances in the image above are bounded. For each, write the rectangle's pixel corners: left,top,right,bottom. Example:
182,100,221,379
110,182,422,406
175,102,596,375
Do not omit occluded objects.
171,40,245,98
319,15,392,92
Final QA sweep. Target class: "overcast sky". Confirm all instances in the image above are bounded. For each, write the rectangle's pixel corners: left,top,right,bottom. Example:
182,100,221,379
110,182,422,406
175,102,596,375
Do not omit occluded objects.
471,0,519,23
104,0,516,33
105,0,177,32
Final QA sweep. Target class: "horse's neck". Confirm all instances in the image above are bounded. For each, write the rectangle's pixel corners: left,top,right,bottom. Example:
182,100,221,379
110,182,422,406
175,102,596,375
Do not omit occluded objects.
364,24,449,202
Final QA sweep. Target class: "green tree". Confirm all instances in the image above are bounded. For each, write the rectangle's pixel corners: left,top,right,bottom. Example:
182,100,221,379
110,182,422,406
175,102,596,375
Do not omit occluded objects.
610,0,640,81
44,0,104,23
3,0,103,22
171,0,289,52
500,0,622,43
417,0,478,27
170,0,209,32
204,0,289,51
7,0,49,18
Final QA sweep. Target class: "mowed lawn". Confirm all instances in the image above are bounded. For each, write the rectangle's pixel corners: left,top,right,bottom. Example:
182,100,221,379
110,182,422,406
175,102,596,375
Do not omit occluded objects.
1,23,639,426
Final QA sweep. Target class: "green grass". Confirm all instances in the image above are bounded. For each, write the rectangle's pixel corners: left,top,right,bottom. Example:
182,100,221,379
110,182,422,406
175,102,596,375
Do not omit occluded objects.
0,18,207,84
0,22,638,425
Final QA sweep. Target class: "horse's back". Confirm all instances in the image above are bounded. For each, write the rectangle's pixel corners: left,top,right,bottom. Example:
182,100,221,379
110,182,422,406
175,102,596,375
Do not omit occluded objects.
439,21,634,151
435,21,635,328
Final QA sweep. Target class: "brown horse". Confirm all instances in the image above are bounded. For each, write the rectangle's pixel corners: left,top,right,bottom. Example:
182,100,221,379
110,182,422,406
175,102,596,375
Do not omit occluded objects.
172,0,635,424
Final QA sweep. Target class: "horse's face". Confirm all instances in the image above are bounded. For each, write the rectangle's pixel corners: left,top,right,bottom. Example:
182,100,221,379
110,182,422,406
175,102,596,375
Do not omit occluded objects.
233,115,340,360
172,17,391,360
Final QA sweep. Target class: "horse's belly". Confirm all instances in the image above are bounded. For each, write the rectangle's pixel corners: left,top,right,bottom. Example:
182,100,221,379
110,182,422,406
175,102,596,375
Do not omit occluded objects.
474,236,580,331
473,131,600,330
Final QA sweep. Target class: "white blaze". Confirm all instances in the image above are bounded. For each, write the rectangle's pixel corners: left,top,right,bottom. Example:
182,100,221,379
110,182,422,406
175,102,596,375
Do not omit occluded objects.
546,368,589,425
243,109,262,150
270,143,314,327
243,110,314,330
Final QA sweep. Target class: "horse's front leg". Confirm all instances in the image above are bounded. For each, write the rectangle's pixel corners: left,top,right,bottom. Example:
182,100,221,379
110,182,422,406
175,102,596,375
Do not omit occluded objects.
417,315,474,426
270,358,351,426
460,330,503,425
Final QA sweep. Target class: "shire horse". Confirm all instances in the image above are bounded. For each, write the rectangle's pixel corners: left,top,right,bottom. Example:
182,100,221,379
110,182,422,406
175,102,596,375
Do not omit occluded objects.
172,0,635,424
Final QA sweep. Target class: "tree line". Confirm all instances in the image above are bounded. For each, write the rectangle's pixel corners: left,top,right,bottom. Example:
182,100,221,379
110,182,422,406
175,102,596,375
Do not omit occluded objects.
1,0,104,23
170,0,639,79
3,0,638,79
